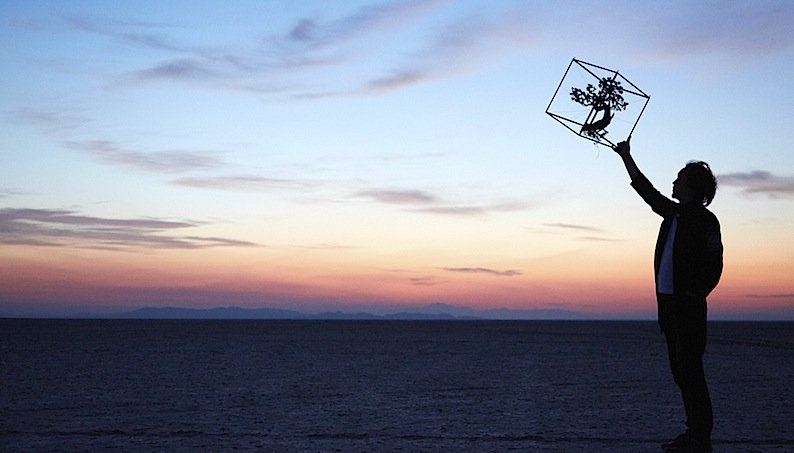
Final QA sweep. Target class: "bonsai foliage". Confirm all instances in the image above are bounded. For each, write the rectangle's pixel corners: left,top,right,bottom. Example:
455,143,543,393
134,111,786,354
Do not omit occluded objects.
570,77,629,138
570,77,629,111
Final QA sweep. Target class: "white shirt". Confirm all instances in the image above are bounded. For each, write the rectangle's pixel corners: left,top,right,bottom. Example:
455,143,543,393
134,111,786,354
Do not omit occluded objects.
657,216,677,294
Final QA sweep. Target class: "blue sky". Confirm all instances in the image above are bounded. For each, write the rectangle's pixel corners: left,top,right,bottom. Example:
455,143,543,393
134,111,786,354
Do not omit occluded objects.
2,1,793,318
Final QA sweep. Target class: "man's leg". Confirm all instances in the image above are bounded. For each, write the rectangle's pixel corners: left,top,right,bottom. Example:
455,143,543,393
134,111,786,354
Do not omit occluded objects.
661,299,688,422
678,298,712,445
659,296,712,451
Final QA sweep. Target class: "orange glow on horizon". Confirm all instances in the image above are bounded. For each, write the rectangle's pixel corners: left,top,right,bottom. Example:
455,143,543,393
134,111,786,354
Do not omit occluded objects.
2,233,792,319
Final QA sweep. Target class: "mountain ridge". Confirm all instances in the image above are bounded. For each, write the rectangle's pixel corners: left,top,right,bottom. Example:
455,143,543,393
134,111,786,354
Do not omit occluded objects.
63,303,585,320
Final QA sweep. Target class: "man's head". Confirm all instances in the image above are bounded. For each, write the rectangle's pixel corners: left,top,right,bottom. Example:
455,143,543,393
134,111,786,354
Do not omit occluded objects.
673,161,717,206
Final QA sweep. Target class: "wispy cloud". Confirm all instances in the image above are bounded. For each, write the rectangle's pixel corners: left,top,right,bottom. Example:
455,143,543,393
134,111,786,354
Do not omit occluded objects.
648,2,794,61
719,171,794,198
38,2,794,98
356,187,530,216
410,276,444,286
544,222,603,233
94,2,780,95
414,205,485,216
294,243,356,251
331,1,754,97
173,175,315,192
0,188,27,199
303,7,540,98
0,208,258,250
14,108,225,174
69,0,448,93
442,267,522,277
64,1,544,98
65,140,223,173
577,236,621,243
69,15,255,77
134,58,220,80
15,108,309,193
415,201,529,217
356,189,438,205
426,201,532,216
68,16,187,53
746,293,794,299
10,108,90,135
414,201,531,216
279,0,446,50
542,222,619,242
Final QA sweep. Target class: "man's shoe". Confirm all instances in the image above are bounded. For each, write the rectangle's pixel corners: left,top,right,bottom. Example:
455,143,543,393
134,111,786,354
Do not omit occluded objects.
664,436,712,453
661,432,690,449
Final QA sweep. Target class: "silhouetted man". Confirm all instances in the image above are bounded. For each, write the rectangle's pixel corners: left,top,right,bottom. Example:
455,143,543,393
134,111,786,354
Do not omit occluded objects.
614,140,722,453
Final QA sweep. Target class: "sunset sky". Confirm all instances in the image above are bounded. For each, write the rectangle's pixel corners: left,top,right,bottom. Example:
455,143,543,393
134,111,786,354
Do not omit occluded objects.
2,1,793,319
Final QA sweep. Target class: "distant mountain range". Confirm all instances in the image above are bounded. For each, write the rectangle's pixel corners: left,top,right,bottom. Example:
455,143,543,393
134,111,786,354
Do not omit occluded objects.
68,303,586,320
5,303,789,320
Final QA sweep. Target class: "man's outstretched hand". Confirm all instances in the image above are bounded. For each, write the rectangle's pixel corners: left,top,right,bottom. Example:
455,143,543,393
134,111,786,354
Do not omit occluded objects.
613,139,640,182
613,140,631,156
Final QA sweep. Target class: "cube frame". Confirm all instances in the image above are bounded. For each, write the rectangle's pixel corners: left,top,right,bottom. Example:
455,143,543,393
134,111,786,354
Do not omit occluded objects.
546,58,650,147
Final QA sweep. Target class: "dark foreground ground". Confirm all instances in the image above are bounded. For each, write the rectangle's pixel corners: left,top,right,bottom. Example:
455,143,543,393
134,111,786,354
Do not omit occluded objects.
2,320,792,452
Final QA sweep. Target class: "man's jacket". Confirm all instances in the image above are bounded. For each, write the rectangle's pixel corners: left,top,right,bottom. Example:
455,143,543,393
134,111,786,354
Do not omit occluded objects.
631,174,723,298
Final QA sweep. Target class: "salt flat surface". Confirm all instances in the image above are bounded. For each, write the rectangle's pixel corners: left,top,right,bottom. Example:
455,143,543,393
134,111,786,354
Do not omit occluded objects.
1,320,792,452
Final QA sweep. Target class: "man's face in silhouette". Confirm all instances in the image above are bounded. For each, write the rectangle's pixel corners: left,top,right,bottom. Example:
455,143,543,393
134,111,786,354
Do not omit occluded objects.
672,168,695,203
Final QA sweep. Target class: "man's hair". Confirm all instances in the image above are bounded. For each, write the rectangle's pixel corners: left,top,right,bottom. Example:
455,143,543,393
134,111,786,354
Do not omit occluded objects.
684,161,717,206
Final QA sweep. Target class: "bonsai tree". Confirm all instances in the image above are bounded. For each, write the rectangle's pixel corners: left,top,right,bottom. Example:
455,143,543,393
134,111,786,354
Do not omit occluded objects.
570,77,629,137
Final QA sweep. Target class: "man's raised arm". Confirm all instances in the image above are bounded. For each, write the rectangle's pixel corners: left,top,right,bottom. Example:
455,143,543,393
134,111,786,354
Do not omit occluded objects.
613,140,642,183
614,140,676,218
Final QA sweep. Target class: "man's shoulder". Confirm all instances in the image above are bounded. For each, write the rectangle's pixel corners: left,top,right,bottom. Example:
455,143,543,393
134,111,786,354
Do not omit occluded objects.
701,206,720,223
689,205,721,229
680,204,719,224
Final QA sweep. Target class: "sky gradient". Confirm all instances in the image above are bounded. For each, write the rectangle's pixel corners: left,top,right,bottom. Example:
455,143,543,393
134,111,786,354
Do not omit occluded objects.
2,1,793,319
